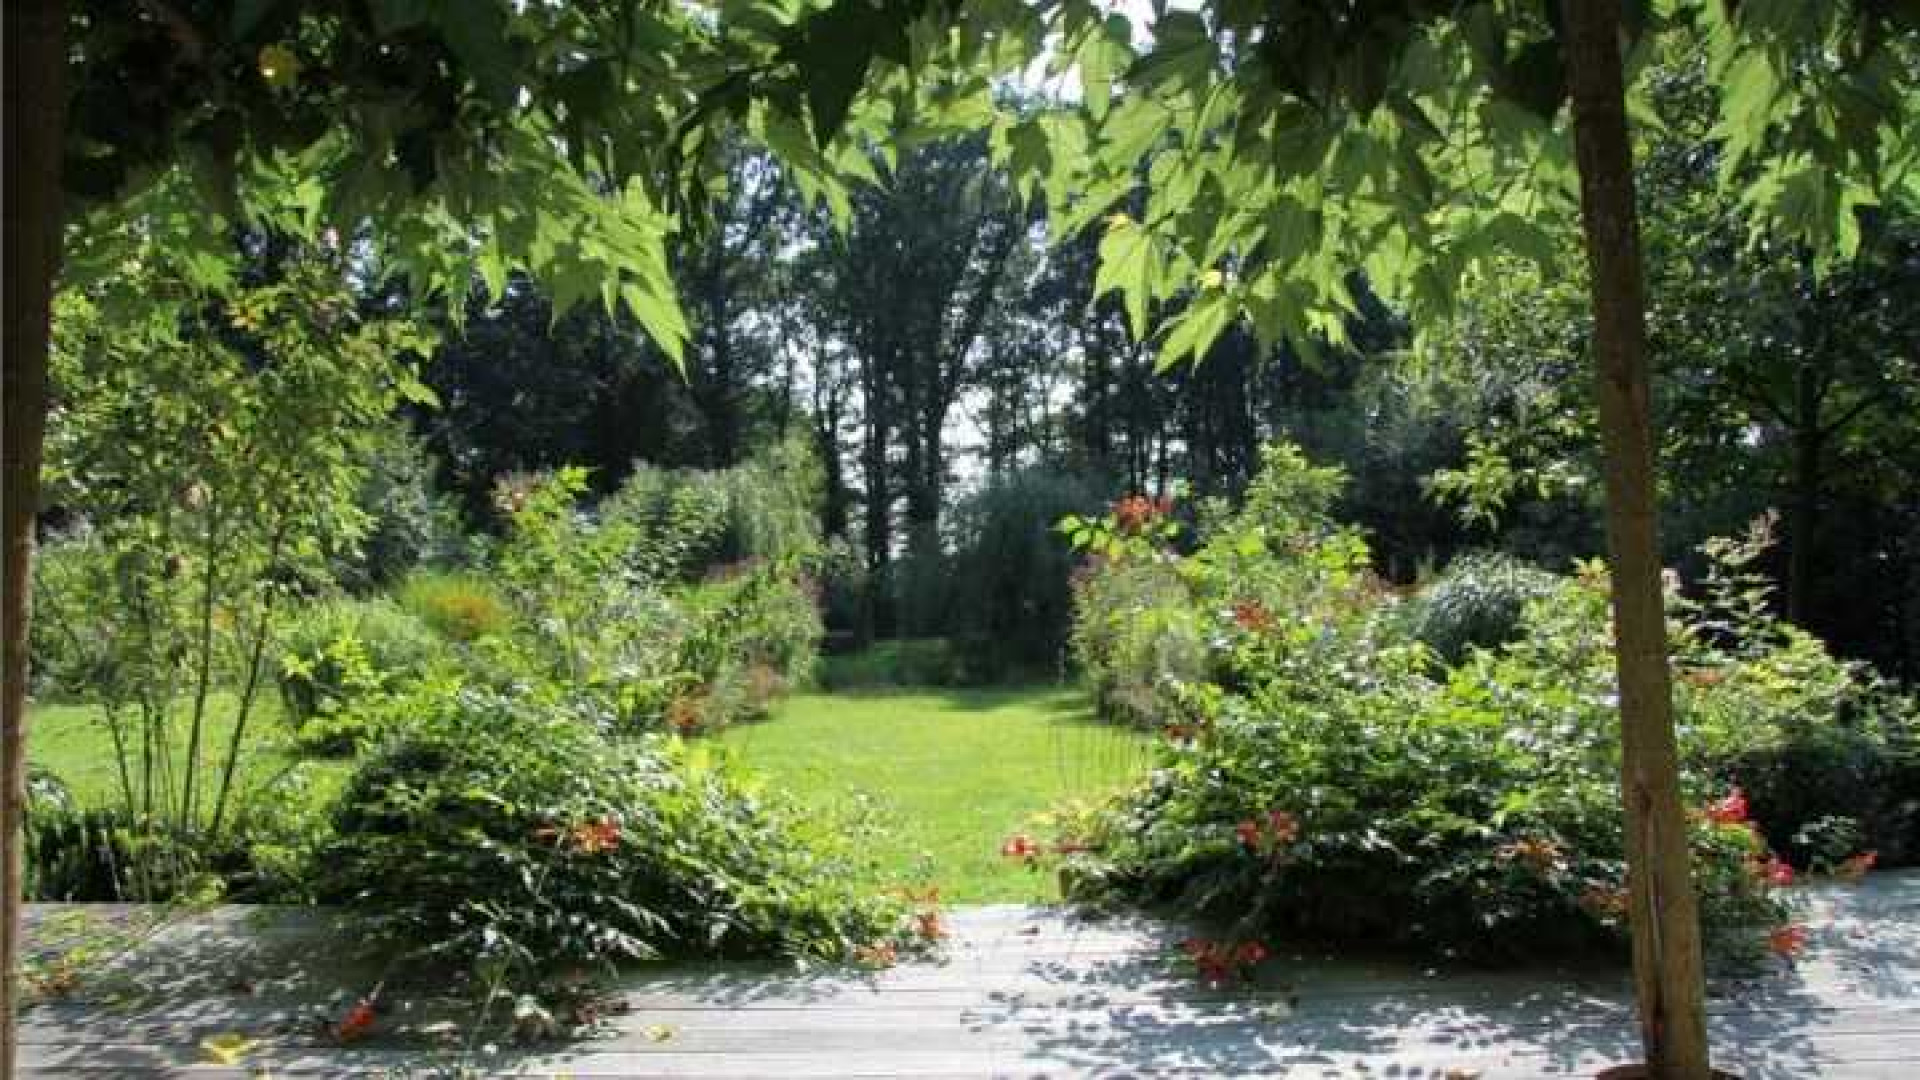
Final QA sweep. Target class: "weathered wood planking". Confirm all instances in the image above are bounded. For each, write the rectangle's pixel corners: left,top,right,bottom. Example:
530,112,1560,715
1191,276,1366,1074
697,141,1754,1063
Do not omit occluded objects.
20,872,1920,1078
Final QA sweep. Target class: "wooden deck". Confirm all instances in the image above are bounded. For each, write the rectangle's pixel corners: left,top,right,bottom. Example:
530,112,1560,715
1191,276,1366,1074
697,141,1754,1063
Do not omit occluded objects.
20,871,1920,1077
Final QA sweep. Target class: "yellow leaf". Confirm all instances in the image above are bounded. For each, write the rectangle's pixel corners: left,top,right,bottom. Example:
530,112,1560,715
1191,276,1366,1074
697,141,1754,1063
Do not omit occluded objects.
645,1024,677,1043
1105,211,1135,232
1200,268,1225,289
201,1032,254,1065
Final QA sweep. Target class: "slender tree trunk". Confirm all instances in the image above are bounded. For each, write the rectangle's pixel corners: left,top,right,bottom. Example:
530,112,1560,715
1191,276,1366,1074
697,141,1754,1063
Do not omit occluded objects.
1564,5,1712,1079
3,2,68,1073
858,356,891,640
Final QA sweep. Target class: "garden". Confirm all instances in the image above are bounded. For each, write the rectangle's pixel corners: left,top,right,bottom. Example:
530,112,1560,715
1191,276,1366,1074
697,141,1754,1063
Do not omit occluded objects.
6,3,1919,1079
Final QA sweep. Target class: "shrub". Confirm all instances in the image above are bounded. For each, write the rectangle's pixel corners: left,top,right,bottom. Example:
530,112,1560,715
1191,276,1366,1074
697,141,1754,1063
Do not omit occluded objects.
23,806,212,902
1669,523,1920,869
1070,568,1804,968
659,568,823,731
1056,447,1853,968
397,571,513,643
813,535,870,645
333,422,463,591
947,470,1102,679
273,597,444,753
1402,550,1560,665
1069,558,1205,727
484,467,823,735
319,688,899,983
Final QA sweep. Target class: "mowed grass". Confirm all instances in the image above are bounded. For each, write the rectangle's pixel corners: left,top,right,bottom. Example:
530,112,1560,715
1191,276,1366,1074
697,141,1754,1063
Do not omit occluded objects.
718,685,1155,904
26,693,350,815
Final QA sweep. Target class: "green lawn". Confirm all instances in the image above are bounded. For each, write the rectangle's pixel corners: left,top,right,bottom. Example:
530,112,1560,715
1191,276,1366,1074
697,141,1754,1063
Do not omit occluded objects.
27,693,349,816
718,685,1154,904
30,682,1154,904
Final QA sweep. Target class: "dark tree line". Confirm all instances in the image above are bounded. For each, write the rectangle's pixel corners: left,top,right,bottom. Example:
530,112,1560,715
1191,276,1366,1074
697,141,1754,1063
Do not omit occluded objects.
410,133,1920,681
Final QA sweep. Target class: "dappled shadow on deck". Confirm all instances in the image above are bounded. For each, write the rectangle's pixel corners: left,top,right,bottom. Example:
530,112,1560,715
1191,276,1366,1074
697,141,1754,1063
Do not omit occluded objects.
19,874,1920,1077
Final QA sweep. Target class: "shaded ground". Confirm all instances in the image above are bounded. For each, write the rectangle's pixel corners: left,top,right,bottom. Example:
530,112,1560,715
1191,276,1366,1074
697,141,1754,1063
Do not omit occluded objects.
717,685,1154,903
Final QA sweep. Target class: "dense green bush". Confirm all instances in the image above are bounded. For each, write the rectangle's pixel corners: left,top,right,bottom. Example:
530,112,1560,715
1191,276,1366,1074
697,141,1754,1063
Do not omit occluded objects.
320,688,899,983
274,597,445,753
947,470,1102,679
21,765,333,904
333,423,464,591
1056,444,1888,967
1401,550,1560,665
1069,444,1365,728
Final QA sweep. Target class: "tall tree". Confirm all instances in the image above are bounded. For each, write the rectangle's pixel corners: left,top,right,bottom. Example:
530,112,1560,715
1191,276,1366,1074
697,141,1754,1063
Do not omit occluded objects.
810,136,1023,629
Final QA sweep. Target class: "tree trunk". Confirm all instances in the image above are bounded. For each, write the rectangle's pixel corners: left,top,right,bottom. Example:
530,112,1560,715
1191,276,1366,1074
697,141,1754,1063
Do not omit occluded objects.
858,356,891,639
3,2,68,1074
1563,5,1712,1079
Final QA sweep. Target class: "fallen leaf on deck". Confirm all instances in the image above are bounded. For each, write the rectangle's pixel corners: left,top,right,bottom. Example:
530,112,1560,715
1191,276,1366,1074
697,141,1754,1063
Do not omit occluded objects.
1444,1068,1484,1080
201,1032,254,1064
645,1024,678,1043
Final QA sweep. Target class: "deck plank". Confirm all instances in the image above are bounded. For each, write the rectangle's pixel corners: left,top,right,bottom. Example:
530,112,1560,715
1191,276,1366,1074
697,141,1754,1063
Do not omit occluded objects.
20,872,1920,1078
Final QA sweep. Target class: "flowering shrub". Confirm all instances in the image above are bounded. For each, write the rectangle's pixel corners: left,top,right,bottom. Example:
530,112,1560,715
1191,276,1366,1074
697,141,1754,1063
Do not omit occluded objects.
1061,444,1901,967
320,688,899,985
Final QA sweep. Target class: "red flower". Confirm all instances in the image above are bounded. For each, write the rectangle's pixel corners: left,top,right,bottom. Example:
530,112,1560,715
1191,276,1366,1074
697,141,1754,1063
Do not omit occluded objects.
1704,788,1749,825
1000,834,1041,860
1112,493,1171,535
1162,721,1198,742
1497,836,1565,872
1768,924,1808,958
1579,884,1629,919
1266,810,1300,845
913,910,948,941
1837,850,1878,881
1759,855,1795,887
568,816,622,855
1235,821,1262,849
1231,600,1275,633
1179,938,1266,985
1236,810,1301,856
336,998,377,1043
853,942,898,969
